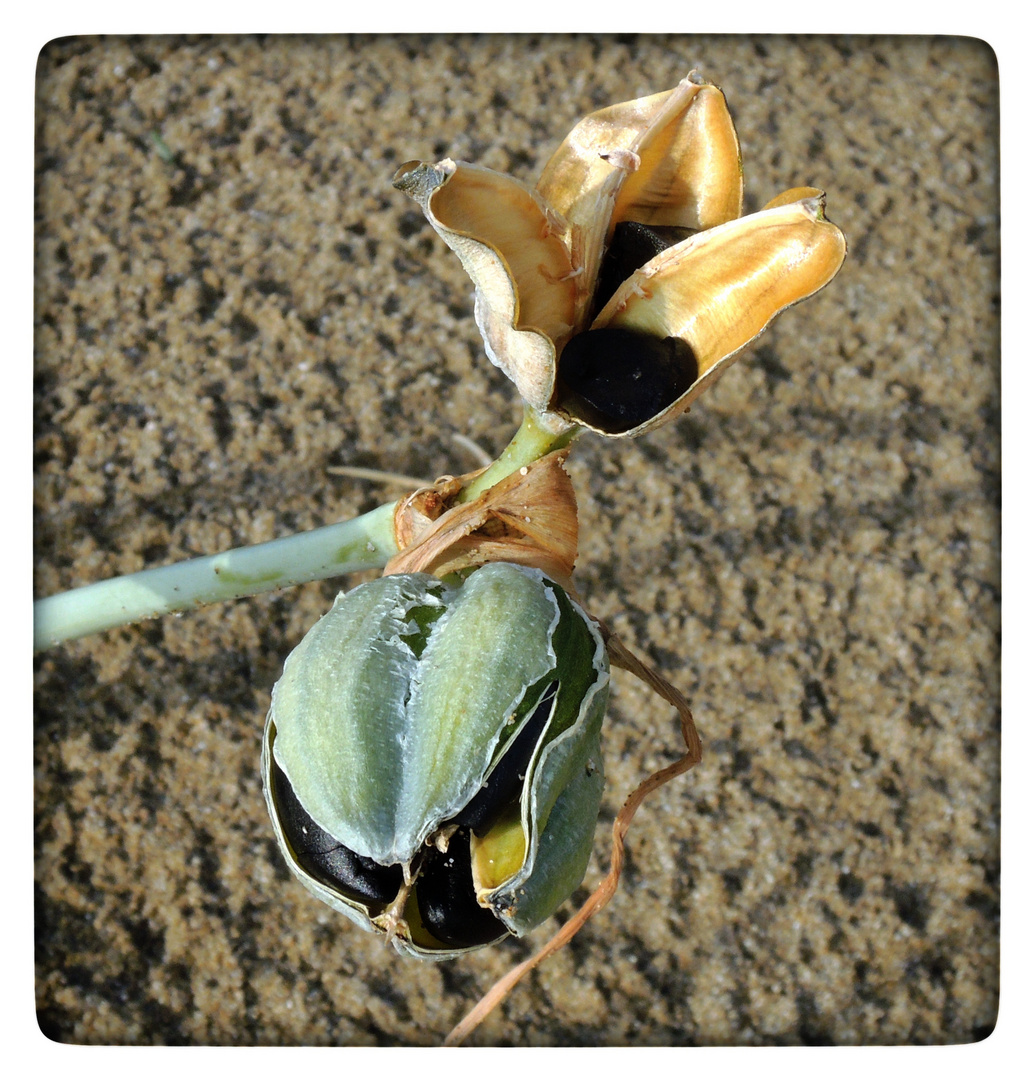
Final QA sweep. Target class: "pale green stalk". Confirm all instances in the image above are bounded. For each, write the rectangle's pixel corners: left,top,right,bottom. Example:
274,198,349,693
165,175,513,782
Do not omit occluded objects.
33,502,398,652
457,406,578,504
34,408,578,652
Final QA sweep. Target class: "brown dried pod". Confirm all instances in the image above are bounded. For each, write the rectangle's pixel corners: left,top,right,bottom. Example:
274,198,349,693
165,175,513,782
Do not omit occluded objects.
394,72,846,439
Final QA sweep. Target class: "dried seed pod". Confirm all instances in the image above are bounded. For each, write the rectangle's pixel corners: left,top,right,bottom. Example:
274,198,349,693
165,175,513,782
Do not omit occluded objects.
261,562,609,958
394,72,846,441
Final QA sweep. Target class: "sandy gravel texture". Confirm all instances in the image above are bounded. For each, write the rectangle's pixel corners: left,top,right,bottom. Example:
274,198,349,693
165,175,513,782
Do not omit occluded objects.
34,34,999,1045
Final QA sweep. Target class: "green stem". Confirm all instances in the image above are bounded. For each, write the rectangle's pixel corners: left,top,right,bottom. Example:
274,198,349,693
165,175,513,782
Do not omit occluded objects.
33,501,399,652
457,406,578,504
34,409,580,652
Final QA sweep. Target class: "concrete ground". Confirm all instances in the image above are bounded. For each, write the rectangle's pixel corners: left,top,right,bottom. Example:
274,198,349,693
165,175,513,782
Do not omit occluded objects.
34,34,999,1045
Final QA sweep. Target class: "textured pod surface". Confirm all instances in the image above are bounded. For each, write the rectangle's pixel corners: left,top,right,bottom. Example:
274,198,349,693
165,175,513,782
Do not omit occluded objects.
34,37,999,1045
269,567,556,865
262,563,609,957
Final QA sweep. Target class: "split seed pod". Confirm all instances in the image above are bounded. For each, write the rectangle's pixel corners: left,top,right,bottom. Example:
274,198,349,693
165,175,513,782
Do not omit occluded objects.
393,72,846,438
262,562,609,957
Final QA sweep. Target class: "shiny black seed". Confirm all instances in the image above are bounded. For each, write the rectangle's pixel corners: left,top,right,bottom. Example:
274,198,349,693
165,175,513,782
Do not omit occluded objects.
272,759,402,906
416,829,506,948
593,221,697,319
451,681,558,837
557,327,698,433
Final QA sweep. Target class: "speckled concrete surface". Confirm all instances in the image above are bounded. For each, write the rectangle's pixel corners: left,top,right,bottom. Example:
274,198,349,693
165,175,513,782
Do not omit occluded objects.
33,35,999,1045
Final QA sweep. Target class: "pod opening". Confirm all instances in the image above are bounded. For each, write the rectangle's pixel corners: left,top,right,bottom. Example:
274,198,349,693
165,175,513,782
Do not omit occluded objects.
271,759,404,908
557,327,698,434
591,221,697,321
451,680,558,836
414,828,507,948
557,221,701,434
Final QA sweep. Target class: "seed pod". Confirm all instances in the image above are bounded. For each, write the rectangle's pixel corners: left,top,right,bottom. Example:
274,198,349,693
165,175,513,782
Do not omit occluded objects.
395,75,845,443
261,562,609,958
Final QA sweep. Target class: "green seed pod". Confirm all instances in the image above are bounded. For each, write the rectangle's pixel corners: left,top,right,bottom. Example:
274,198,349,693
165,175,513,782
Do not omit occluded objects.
261,562,609,958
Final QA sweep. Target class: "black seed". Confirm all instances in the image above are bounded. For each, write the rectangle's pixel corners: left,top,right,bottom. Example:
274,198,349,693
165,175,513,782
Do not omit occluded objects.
415,829,506,949
557,327,698,433
593,221,697,319
451,681,558,836
271,760,402,906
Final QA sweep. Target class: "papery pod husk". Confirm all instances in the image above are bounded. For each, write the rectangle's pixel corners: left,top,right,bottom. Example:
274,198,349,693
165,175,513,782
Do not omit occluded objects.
537,74,743,326
556,191,848,437
261,562,609,958
392,158,576,422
